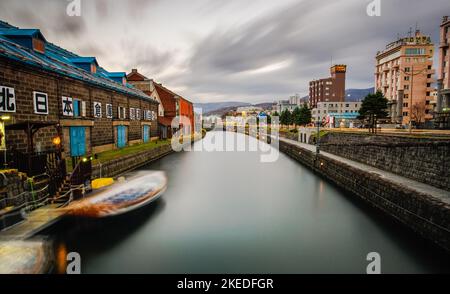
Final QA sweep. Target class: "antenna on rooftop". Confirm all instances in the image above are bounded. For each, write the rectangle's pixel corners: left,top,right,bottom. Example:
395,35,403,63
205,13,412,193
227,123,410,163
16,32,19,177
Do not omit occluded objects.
408,27,413,37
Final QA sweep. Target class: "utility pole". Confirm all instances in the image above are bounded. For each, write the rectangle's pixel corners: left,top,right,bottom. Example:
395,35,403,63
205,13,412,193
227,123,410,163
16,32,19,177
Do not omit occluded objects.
316,115,320,155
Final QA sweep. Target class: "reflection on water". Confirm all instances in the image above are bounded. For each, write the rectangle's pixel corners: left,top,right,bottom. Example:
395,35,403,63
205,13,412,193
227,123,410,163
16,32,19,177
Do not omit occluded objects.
51,132,450,274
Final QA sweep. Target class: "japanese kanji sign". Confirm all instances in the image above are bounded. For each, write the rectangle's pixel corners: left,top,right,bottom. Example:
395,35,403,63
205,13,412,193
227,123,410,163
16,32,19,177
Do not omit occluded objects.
106,104,113,119
62,96,74,116
33,91,49,115
0,86,16,113
93,102,102,118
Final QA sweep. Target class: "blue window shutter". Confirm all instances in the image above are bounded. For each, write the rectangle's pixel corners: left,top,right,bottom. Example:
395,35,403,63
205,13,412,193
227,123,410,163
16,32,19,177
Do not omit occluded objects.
78,127,86,156
73,100,80,117
70,127,78,157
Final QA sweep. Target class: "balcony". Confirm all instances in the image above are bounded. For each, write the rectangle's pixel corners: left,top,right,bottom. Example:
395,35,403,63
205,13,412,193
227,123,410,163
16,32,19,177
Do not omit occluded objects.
440,41,449,48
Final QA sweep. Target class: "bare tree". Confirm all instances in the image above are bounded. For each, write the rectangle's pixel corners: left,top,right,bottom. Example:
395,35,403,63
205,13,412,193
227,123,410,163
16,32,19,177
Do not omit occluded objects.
411,102,426,127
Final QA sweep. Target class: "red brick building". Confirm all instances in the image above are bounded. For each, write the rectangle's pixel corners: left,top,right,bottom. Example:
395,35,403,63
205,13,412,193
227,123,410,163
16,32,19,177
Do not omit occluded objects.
127,69,195,139
309,65,347,108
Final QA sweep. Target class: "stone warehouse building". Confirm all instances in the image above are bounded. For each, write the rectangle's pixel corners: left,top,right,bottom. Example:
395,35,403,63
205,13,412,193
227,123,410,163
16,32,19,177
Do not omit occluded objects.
0,21,158,176
127,69,195,139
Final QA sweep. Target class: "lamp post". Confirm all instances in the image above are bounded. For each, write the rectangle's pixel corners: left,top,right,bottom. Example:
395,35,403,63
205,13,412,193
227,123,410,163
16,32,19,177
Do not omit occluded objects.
316,114,320,155
0,115,11,168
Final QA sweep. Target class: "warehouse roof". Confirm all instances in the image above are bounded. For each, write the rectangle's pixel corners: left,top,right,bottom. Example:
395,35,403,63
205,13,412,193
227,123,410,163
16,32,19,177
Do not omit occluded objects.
0,20,157,104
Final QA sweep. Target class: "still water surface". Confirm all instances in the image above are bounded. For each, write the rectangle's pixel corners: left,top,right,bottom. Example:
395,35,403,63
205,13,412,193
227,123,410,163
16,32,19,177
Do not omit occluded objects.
52,132,450,273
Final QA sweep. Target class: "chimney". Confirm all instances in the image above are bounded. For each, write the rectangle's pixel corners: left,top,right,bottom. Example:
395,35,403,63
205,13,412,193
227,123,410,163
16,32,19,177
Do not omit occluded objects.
132,69,138,73
443,16,449,23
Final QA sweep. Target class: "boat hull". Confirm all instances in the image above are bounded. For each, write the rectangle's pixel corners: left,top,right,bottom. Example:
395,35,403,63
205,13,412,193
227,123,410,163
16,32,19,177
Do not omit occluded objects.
67,171,167,218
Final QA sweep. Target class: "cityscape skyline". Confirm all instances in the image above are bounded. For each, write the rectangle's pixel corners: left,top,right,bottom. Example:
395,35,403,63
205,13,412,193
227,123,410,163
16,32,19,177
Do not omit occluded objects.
0,0,449,104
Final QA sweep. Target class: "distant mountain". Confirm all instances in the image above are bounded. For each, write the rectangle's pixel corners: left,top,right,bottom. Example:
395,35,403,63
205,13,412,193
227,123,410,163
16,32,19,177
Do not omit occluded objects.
199,101,276,116
253,102,275,110
194,102,251,114
196,87,373,116
345,88,374,102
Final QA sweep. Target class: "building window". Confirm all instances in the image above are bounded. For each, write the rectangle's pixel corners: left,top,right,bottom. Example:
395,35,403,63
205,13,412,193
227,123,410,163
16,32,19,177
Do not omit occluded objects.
404,76,410,81
74,99,82,117
405,48,425,55
32,38,45,54
118,106,126,120
403,111,409,116
405,67,411,72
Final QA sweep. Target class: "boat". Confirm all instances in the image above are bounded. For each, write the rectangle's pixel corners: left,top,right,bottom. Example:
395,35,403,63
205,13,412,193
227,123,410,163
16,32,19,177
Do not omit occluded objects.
67,171,167,218
0,239,53,274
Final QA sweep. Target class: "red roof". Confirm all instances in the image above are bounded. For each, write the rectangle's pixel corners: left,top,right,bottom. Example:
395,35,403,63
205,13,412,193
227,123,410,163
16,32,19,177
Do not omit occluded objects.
158,116,174,126
126,69,148,82
153,83,177,114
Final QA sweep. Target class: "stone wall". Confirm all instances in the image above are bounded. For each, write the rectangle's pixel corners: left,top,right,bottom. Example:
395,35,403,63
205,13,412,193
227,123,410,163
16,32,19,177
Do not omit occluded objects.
318,132,450,191
91,144,173,179
279,140,450,252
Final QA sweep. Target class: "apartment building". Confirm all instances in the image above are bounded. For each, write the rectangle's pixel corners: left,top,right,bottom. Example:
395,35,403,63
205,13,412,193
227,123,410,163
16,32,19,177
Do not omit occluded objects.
375,30,435,125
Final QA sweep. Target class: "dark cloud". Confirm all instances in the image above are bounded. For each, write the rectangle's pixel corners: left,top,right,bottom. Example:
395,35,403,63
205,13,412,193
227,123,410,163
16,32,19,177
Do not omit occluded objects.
1,0,449,103
177,0,450,102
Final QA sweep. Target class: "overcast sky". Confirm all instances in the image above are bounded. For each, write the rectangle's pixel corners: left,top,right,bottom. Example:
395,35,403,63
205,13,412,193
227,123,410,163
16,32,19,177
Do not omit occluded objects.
0,0,449,103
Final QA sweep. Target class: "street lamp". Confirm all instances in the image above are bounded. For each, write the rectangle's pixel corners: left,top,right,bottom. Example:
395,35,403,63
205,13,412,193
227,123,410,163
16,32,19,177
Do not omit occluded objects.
0,115,11,168
316,114,320,155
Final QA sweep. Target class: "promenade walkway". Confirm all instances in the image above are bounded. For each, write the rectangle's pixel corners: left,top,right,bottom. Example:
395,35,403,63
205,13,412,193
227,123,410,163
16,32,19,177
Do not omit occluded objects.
0,204,67,240
279,137,450,205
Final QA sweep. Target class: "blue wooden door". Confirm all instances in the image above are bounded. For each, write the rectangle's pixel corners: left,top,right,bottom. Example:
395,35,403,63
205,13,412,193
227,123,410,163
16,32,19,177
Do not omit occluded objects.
143,125,149,143
117,125,127,148
70,127,86,157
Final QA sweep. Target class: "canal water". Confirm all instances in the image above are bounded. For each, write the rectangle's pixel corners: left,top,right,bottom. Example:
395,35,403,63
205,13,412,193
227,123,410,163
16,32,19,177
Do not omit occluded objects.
51,131,450,274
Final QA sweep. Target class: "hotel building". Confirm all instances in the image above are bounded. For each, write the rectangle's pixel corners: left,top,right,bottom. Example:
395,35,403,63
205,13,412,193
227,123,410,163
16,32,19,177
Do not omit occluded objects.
375,30,435,125
437,16,450,128
309,65,346,108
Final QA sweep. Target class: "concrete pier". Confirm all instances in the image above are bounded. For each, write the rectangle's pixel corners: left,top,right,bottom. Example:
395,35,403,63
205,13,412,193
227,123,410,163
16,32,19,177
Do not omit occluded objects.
0,205,67,240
